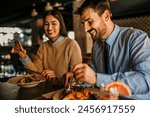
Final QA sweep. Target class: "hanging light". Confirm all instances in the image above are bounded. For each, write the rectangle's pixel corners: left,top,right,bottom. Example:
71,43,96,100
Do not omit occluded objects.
31,9,38,17
45,2,53,11
53,2,62,7
31,3,38,17
53,2,64,10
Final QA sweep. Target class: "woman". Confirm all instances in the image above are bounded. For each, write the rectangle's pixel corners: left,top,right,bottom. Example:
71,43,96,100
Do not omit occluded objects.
13,9,82,85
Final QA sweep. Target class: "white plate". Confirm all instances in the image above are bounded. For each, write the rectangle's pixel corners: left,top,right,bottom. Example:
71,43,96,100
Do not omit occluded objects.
8,75,45,88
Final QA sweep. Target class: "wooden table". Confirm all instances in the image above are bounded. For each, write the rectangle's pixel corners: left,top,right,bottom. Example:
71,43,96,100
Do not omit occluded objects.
0,79,63,100
0,78,136,100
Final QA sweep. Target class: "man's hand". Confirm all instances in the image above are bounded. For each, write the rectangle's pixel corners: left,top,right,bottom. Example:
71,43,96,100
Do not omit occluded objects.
73,63,96,85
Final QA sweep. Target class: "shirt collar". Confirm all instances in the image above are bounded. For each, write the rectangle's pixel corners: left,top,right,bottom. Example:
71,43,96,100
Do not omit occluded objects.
106,24,120,47
49,35,64,45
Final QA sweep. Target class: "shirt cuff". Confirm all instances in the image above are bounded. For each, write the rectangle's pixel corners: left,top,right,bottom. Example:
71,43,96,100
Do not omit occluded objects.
96,73,112,87
19,55,31,66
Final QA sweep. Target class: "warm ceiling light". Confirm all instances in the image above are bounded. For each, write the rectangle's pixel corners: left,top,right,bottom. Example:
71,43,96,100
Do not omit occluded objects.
53,2,64,10
31,3,38,17
31,8,38,17
53,2,62,7
58,7,64,10
45,2,53,11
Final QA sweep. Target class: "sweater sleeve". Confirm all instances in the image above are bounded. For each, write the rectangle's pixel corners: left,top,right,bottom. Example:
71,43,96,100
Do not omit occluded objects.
21,44,44,73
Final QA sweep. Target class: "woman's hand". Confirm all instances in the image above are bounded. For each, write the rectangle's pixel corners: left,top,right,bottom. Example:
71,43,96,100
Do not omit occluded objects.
42,70,57,84
42,70,56,79
73,63,97,85
11,41,27,59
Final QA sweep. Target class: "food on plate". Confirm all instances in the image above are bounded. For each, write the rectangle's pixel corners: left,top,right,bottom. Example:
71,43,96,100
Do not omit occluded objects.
12,40,23,53
11,40,26,54
15,41,21,50
61,75,98,100
17,75,40,84
105,81,132,96
61,87,98,100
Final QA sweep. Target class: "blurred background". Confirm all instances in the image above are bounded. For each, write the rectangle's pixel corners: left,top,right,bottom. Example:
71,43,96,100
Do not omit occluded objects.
0,0,150,78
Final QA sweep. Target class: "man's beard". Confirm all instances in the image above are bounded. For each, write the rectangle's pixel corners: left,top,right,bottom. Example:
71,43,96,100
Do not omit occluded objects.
90,30,100,41
91,28,106,41
92,34,100,41
88,29,99,41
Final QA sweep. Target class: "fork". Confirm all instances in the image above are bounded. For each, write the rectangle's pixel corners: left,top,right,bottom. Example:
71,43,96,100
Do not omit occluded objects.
65,73,84,92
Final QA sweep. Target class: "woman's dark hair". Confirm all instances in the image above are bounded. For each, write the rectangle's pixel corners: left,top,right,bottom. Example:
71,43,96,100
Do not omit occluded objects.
77,0,111,16
43,9,68,36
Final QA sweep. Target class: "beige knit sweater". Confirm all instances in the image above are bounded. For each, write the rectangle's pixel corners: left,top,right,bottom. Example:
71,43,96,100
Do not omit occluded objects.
24,37,82,78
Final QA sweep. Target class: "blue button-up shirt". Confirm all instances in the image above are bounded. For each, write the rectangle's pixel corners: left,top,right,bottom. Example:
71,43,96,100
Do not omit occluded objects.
90,25,150,99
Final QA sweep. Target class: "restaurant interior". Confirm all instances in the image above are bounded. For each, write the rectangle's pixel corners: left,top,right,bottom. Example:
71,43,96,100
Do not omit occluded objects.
0,0,150,100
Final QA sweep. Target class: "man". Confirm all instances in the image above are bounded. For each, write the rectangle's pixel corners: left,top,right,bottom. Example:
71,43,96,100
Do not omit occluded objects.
73,0,150,99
